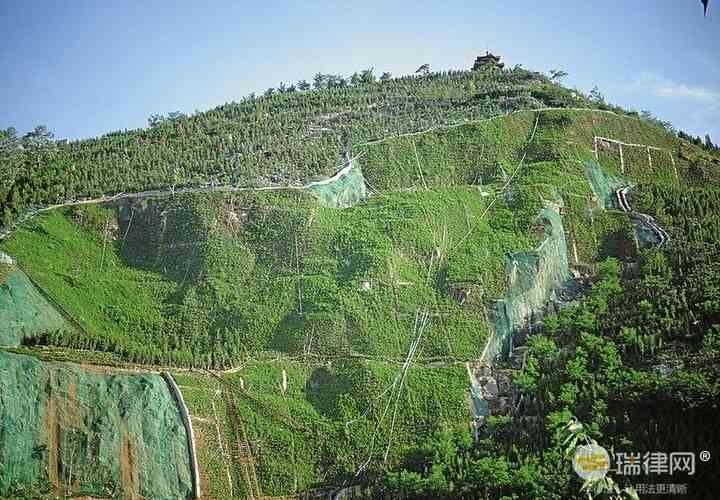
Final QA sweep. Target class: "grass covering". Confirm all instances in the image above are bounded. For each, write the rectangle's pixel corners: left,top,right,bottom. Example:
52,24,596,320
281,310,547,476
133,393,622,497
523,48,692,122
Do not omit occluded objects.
2,186,529,367
175,359,469,497
1,108,688,369
0,103,702,499
0,106,698,496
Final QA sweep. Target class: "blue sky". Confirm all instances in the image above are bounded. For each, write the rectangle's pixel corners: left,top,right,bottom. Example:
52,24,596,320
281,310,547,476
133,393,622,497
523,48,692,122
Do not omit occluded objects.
1,1,718,142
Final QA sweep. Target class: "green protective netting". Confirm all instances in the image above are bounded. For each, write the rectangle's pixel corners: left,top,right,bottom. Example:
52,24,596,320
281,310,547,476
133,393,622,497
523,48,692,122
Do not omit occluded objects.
470,204,571,418
630,215,663,247
490,204,571,360
470,384,489,419
583,160,661,248
307,160,368,208
0,267,70,347
0,351,193,499
583,159,628,210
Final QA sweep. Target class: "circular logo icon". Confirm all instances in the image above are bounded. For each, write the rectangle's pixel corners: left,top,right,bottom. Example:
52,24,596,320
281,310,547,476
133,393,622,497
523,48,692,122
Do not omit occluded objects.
573,444,610,480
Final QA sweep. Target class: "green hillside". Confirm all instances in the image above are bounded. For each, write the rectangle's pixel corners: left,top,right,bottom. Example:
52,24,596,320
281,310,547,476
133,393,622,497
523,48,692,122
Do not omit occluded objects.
1,63,719,499
1,108,663,369
0,67,607,230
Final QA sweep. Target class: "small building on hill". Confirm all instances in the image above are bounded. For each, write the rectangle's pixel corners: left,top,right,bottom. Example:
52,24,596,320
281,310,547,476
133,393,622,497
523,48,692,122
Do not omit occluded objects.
473,52,505,70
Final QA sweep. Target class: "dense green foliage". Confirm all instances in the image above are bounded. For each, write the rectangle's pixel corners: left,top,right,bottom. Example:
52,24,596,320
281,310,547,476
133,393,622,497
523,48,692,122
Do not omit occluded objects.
172,359,469,497
0,66,606,229
2,108,679,369
366,243,720,498
3,186,523,367
3,62,720,499
362,156,720,499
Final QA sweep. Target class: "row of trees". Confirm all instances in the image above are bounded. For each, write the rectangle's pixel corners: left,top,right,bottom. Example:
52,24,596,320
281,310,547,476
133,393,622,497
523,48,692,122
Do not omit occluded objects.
0,64,589,228
0,125,55,151
678,129,719,152
255,68,393,98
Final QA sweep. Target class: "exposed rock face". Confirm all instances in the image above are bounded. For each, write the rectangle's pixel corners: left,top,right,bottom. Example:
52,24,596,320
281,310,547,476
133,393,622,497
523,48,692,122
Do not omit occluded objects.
480,376,499,399
0,250,14,265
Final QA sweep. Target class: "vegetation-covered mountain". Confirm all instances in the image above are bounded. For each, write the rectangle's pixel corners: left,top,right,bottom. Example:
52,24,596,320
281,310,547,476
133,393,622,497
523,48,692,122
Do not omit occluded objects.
1,62,719,499
1,66,613,228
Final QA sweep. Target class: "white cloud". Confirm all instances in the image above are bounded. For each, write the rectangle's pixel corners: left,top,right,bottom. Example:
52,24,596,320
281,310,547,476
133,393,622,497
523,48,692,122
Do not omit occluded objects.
632,73,720,102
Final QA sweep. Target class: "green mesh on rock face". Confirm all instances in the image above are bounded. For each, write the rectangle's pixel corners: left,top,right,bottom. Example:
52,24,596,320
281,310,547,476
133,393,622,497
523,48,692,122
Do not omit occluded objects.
0,267,70,347
582,160,662,248
489,204,570,361
307,160,368,208
630,214,663,248
470,204,571,419
583,159,629,209
0,351,193,499
469,383,489,419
